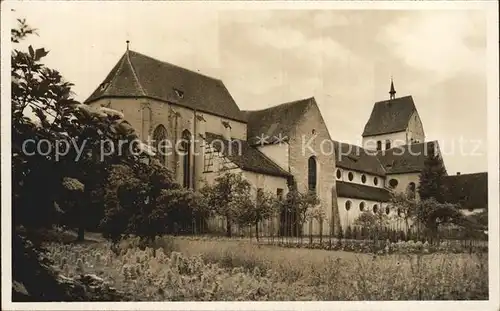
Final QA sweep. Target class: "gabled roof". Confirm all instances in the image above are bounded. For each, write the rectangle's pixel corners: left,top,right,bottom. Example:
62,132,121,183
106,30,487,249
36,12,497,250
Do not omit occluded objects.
243,97,314,145
85,50,246,122
443,172,488,210
337,181,391,202
362,95,417,137
333,141,386,176
205,132,291,178
376,141,440,174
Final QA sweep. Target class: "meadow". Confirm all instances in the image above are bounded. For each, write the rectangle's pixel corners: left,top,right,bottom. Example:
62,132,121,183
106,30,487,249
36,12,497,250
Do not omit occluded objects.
42,234,489,301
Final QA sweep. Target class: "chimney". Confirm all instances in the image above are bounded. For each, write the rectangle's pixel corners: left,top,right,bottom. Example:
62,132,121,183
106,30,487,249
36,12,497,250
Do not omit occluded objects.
457,172,461,175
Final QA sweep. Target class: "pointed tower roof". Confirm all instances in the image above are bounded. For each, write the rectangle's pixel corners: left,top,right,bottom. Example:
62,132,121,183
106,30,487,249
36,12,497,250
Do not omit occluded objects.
362,95,418,137
389,78,396,100
85,49,246,122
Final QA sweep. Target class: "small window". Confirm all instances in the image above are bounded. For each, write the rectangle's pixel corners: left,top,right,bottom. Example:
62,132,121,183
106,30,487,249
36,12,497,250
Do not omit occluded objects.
277,188,284,201
385,140,391,150
348,172,354,181
385,206,390,215
221,120,231,129
312,129,316,135
308,156,317,192
376,141,382,151
361,174,367,184
359,201,365,211
373,177,378,186
174,88,184,98
336,169,342,179
373,204,379,214
407,182,416,195
345,200,352,211
389,178,398,188
397,208,402,217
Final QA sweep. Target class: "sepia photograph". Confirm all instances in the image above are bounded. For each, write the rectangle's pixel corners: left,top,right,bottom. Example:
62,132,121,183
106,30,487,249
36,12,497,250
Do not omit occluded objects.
1,0,499,310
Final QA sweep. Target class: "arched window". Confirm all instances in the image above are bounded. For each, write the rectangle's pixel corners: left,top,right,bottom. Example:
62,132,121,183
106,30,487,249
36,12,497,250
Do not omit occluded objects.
373,204,379,214
385,140,391,150
359,201,365,211
361,174,367,184
181,130,192,188
336,169,342,180
345,200,352,211
407,182,416,193
152,125,168,165
308,156,317,192
348,172,354,181
407,182,416,199
376,141,382,151
373,177,379,186
385,206,390,215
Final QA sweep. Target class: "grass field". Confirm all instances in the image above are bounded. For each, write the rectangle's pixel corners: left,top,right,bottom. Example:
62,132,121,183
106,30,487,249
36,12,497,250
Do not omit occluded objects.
43,235,489,301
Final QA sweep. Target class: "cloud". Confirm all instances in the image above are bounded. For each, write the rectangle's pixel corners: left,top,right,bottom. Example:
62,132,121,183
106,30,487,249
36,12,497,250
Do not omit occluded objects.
378,11,486,81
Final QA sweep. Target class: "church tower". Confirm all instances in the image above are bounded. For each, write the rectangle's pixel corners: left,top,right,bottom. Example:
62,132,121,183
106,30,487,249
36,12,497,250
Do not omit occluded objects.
361,79,426,151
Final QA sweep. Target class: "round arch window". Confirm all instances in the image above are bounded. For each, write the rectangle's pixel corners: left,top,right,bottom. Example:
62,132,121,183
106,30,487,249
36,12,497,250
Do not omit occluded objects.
397,208,402,217
348,172,354,181
345,200,352,211
385,206,390,215
373,177,379,186
389,178,399,188
361,174,367,184
407,182,416,193
336,169,342,179
373,204,379,214
359,201,365,212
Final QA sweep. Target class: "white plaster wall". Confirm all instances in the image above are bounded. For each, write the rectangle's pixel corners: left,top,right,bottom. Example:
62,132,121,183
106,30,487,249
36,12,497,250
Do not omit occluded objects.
90,97,247,188
362,131,407,151
335,168,385,188
385,173,420,199
257,143,290,172
337,197,409,231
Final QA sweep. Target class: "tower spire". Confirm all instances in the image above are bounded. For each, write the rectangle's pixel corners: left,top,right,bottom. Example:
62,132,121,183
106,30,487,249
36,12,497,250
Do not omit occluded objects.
389,76,396,100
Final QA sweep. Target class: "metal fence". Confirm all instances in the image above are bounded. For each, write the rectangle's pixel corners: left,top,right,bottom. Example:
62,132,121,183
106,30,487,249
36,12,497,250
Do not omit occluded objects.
172,213,488,251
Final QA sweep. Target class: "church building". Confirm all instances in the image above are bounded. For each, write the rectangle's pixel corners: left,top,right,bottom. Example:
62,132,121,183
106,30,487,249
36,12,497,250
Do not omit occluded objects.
85,47,487,234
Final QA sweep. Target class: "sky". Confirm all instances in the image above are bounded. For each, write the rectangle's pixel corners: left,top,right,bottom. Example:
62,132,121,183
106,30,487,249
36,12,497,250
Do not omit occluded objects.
8,2,489,175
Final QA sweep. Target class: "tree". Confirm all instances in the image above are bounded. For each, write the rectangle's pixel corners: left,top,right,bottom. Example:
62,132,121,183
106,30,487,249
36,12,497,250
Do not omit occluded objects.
12,16,159,242
418,143,447,203
100,160,199,243
354,210,389,232
414,198,464,241
279,182,319,237
237,189,278,241
389,192,418,235
199,172,253,237
10,17,151,301
305,206,327,243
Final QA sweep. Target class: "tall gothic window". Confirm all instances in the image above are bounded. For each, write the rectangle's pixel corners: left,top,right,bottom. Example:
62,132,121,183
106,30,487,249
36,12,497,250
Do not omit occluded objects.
376,141,382,151
152,125,168,166
308,156,317,192
181,130,192,188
